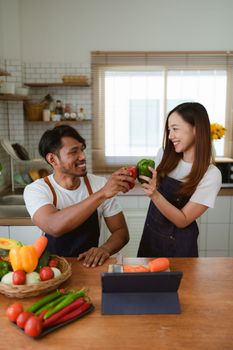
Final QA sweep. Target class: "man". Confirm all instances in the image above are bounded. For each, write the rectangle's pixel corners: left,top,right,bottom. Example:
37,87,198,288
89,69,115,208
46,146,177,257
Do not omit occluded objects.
24,125,135,267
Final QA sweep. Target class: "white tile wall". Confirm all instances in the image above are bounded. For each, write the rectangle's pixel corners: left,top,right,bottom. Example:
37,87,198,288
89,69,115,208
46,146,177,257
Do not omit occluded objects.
0,58,93,190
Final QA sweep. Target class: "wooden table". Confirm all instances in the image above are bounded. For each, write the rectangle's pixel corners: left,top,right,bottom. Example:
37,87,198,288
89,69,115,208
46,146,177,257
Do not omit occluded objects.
0,257,233,350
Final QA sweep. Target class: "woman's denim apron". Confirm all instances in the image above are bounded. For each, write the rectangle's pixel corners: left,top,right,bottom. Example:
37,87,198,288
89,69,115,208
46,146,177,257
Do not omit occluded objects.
137,176,199,257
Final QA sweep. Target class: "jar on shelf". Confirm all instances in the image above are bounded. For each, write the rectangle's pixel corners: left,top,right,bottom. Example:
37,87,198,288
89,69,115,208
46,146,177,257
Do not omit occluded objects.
54,100,64,121
78,106,86,120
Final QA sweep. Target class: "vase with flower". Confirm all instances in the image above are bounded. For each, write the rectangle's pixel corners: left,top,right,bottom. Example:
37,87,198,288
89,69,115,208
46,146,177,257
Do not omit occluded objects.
210,123,226,159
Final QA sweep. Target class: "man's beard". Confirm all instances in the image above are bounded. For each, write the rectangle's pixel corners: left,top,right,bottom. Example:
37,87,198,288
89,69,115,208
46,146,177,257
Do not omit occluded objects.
60,162,87,178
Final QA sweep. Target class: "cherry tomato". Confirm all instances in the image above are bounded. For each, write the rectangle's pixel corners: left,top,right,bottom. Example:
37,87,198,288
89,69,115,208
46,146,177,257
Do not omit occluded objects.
126,166,137,189
16,311,33,329
48,258,58,268
6,303,24,322
24,316,43,337
39,266,54,281
13,270,26,285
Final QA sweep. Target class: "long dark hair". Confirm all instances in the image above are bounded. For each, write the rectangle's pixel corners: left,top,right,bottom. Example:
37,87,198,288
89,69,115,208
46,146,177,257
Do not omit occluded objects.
156,102,212,195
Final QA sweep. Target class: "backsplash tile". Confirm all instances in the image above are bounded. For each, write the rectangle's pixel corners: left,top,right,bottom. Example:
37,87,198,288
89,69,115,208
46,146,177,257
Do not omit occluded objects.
0,58,92,191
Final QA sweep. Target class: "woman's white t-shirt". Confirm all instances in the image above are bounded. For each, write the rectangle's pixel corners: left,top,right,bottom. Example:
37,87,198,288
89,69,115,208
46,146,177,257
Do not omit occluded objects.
155,148,222,208
23,173,122,224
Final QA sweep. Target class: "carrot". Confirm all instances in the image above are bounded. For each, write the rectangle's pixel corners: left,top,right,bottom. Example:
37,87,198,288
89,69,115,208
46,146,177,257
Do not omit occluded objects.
33,235,48,258
123,265,150,273
148,258,170,272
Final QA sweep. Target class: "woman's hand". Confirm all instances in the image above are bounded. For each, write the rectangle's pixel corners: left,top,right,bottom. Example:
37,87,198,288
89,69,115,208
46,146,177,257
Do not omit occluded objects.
140,167,158,197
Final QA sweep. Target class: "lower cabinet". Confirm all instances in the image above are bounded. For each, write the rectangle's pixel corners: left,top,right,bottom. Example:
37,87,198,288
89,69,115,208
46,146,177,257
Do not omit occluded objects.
0,226,10,238
0,226,42,244
1,195,233,256
101,194,233,258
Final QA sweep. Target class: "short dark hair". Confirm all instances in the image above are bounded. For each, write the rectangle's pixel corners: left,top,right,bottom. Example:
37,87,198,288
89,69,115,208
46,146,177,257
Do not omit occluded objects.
39,124,86,160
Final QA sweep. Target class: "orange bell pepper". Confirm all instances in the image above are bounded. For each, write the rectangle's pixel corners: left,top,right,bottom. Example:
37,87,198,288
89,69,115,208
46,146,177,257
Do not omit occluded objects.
9,245,38,272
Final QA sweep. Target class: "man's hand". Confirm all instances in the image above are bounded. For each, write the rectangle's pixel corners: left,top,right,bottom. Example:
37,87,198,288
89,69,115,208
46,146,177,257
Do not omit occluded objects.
77,247,110,267
101,168,135,199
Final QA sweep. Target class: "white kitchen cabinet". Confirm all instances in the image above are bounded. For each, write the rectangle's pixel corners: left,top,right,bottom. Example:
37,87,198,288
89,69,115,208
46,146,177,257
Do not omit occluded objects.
100,195,150,257
0,226,9,238
101,194,233,258
9,226,42,244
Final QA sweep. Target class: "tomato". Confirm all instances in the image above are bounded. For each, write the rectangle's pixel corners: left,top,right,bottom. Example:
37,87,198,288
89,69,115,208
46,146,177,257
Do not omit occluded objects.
39,266,54,281
126,166,137,189
24,316,43,337
16,311,33,329
48,258,59,268
13,269,26,285
6,303,24,322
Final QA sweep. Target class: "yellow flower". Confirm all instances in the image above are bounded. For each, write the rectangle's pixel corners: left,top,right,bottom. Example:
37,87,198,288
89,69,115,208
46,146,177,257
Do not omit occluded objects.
210,123,226,140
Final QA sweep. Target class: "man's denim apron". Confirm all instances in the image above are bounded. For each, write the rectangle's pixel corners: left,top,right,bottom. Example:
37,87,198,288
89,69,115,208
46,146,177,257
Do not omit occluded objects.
44,176,100,257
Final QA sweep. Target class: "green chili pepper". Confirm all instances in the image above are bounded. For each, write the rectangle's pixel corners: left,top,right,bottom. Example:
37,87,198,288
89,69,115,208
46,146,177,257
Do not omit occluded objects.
35,294,68,316
43,288,86,320
136,159,155,183
0,261,10,279
27,290,65,313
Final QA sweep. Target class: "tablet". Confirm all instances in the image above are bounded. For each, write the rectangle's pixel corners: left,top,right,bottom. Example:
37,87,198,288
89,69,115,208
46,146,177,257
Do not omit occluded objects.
101,271,183,315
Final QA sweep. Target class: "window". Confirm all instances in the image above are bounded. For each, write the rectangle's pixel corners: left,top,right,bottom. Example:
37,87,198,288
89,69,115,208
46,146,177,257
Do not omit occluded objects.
92,52,233,173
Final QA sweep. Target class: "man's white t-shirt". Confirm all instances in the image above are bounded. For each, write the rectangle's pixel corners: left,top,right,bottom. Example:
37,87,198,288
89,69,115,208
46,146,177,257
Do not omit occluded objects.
23,173,122,224
155,148,222,208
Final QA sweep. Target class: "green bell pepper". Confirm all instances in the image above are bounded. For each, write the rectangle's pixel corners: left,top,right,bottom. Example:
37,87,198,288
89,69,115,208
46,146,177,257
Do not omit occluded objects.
0,260,10,280
136,159,155,184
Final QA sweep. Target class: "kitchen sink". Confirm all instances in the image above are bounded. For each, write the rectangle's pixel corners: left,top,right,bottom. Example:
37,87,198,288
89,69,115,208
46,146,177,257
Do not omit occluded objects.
0,205,30,218
0,193,29,218
0,194,25,205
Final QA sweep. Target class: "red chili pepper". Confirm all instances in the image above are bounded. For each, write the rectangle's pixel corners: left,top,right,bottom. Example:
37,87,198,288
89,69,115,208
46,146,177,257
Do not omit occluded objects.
43,288,86,320
42,297,85,328
49,302,91,326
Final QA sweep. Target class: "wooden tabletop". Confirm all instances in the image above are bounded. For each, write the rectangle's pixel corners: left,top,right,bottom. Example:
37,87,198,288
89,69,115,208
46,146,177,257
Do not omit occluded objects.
0,257,233,350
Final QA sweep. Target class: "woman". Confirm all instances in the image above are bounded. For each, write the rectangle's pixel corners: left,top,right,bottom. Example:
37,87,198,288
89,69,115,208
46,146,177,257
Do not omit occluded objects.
137,102,222,257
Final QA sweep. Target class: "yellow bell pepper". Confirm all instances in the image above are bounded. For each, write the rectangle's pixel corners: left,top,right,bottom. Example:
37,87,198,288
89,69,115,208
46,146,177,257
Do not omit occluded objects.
9,245,38,272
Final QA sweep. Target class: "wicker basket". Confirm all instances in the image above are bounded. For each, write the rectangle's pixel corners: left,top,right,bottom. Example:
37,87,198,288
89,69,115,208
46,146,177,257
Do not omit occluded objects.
24,101,48,121
0,256,72,299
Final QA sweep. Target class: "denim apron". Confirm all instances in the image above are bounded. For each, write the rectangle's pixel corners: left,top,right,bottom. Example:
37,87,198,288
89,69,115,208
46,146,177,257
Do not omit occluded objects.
137,176,199,257
43,176,100,257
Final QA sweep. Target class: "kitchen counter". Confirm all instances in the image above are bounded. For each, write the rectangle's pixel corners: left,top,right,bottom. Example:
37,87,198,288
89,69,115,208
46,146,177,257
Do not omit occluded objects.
0,257,232,350
0,185,232,226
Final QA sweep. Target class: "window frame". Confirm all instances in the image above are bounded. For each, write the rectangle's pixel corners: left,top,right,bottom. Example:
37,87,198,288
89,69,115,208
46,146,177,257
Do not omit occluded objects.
92,51,233,173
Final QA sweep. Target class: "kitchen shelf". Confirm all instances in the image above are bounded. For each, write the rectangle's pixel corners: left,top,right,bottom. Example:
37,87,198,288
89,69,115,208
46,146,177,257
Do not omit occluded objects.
24,82,91,88
26,119,91,123
0,69,11,76
0,93,29,101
